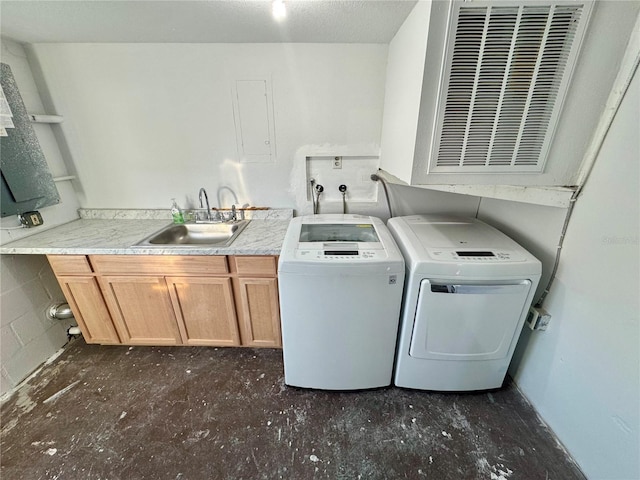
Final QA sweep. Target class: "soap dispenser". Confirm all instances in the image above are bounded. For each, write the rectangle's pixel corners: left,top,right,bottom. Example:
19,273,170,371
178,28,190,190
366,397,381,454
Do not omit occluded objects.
170,198,184,224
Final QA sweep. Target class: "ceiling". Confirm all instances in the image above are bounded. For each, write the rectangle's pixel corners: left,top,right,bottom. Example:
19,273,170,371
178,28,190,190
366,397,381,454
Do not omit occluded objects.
0,0,418,44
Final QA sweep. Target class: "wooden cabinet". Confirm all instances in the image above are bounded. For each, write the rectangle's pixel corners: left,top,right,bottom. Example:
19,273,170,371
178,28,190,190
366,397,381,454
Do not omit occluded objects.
47,254,280,348
90,255,228,275
56,275,120,344
230,256,281,348
48,255,93,274
48,255,119,345
167,276,240,346
100,275,183,345
234,277,281,348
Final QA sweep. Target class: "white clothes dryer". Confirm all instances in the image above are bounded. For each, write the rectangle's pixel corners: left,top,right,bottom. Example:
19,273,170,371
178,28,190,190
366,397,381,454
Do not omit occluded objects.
387,215,541,391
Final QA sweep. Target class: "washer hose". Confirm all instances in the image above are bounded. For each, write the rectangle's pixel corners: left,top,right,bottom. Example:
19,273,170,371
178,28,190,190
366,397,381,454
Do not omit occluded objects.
339,184,347,214
314,184,324,214
371,173,393,218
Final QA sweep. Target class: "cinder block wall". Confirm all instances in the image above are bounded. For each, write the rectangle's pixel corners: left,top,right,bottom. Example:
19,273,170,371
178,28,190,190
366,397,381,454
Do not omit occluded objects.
0,255,73,396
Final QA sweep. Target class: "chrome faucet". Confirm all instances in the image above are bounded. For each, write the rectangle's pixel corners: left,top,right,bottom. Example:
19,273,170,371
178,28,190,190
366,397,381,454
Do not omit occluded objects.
198,187,212,221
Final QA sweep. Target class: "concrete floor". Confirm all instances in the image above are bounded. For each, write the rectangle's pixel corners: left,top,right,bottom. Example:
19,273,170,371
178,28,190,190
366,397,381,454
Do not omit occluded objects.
1,340,585,480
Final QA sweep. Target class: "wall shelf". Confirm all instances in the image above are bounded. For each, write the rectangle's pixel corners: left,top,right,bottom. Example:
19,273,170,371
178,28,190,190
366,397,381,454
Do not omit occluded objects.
28,113,63,124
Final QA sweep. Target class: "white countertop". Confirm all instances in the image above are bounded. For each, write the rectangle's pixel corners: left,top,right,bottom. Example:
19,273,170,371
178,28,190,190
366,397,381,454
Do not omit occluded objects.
0,218,291,256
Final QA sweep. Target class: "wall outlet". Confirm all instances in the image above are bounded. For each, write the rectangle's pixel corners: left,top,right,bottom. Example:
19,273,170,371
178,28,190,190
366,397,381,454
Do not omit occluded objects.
526,306,551,331
332,156,342,169
18,211,44,228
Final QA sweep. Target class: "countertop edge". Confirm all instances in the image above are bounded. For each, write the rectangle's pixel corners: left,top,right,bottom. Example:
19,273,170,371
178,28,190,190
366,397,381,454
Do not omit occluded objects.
0,218,289,256
0,247,283,256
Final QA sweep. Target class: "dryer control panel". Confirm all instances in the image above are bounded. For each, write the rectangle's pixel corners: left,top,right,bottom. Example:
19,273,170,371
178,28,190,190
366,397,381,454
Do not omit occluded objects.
429,250,525,262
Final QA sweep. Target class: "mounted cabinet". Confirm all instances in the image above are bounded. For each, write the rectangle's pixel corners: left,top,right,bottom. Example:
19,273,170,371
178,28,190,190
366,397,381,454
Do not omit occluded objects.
47,254,280,348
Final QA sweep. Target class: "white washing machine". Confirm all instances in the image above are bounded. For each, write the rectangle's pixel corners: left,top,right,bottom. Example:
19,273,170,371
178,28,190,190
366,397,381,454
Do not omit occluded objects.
387,215,541,391
278,214,405,390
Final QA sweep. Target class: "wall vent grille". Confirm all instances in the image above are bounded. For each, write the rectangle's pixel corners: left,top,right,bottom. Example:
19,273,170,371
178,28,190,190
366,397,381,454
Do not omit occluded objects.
430,2,589,173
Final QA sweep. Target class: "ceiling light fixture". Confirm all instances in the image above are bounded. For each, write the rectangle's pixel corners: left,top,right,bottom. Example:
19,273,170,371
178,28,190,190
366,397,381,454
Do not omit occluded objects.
272,0,286,20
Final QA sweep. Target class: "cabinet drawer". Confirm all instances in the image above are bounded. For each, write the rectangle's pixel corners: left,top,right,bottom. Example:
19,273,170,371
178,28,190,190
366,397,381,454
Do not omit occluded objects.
90,255,228,275
231,256,277,276
47,255,93,274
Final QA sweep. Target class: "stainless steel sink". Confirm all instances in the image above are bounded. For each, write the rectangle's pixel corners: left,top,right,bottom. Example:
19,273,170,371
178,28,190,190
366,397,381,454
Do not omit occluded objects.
134,220,250,247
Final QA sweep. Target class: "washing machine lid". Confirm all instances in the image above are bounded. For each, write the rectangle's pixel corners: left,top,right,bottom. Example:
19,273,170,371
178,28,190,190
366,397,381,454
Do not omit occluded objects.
387,215,541,277
279,214,405,271
299,223,379,243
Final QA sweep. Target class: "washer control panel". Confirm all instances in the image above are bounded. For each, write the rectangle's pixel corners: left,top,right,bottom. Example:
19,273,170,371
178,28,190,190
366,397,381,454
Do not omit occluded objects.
295,249,386,261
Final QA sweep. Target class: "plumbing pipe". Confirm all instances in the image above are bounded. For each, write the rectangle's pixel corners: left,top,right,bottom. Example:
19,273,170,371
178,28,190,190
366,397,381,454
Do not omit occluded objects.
47,302,83,337
47,302,74,320
67,326,82,336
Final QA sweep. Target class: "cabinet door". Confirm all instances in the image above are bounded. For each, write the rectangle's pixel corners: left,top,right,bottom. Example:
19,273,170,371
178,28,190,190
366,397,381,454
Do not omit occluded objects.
100,276,183,345
166,276,241,347
56,276,120,344
234,277,281,348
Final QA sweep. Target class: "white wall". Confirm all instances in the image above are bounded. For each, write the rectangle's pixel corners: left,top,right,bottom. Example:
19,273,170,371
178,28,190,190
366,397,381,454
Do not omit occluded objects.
508,69,640,480
27,43,388,213
477,199,567,303
379,0,431,183
0,38,80,396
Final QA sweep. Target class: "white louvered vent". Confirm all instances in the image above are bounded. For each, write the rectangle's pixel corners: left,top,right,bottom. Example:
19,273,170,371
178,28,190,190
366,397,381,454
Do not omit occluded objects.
430,2,590,174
